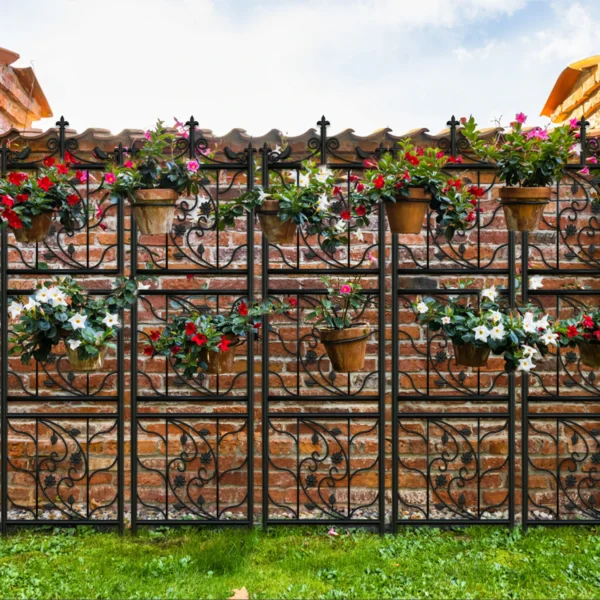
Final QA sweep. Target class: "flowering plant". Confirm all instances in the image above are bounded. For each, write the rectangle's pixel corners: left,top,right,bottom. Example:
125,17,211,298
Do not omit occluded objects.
8,277,143,364
357,139,474,239
462,114,579,186
219,161,370,252
414,286,558,372
146,300,273,378
556,309,600,345
306,276,368,330
102,120,206,204
0,160,84,232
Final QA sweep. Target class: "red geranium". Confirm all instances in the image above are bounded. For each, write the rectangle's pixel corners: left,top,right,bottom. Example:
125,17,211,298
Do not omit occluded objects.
15,193,28,203
7,172,28,186
67,194,80,206
582,315,595,329
349,175,360,183
356,183,365,192
57,163,70,175
238,301,248,316
340,210,351,221
171,345,181,354
288,297,298,307
1,195,14,208
332,186,342,196
191,333,208,346
185,322,197,336
149,330,161,341
37,176,54,192
373,174,385,189
468,185,485,198
144,346,154,356
567,325,579,339
355,205,366,217
3,208,22,229
253,322,261,329
217,336,231,351
466,211,476,223
43,157,56,167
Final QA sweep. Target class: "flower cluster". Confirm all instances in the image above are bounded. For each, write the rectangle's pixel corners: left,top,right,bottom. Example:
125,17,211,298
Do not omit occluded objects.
306,276,368,330
101,120,206,203
414,286,558,372
146,300,274,378
461,113,579,187
8,277,143,364
556,309,600,345
0,158,84,232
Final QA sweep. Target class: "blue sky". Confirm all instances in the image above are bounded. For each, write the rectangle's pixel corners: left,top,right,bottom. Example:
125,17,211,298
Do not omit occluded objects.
1,0,598,136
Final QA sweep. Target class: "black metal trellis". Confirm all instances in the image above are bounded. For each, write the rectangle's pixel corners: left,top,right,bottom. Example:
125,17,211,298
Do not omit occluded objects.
0,114,599,532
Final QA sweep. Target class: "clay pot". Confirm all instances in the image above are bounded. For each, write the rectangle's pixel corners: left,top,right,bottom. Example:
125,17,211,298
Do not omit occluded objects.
498,187,550,232
319,324,371,372
257,199,297,244
13,212,53,243
383,188,431,234
132,189,178,235
453,342,490,368
199,333,240,374
577,340,600,369
66,346,108,372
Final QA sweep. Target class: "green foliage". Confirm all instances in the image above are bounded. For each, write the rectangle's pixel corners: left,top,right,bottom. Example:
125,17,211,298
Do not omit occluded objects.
556,307,600,346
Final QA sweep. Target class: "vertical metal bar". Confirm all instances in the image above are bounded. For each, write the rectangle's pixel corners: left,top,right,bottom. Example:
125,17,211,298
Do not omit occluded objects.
378,201,386,534
508,231,516,308
130,204,139,534
522,374,529,531
1,225,7,535
508,372,515,528
391,233,399,533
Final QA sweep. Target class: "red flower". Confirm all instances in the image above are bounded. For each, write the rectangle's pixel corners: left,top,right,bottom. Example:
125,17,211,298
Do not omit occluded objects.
1,195,14,208
57,163,69,175
217,335,231,351
171,345,181,353
253,322,261,329
449,178,462,189
469,198,477,206
332,186,343,196
288,297,298,307
466,211,476,223
43,157,56,168
594,330,600,340
340,210,351,221
124,160,133,168
349,175,360,183
356,205,366,217
468,185,485,198
238,301,248,317
567,325,579,339
447,156,464,164
186,274,194,281
401,170,411,181
416,147,424,157
144,346,154,356
185,322,197,336
404,152,419,166
37,176,54,192
373,174,385,189
64,151,76,165
191,333,208,346
7,172,27,186
67,194,80,206
15,193,28,203
582,315,595,329
356,183,365,192
584,332,592,340
99,223,107,231
4,208,22,229
149,330,161,341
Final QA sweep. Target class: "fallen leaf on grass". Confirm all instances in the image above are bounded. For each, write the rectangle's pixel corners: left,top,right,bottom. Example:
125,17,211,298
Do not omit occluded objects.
229,586,249,599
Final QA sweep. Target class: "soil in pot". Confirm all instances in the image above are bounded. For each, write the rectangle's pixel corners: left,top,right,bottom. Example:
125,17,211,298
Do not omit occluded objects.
498,187,550,232
13,212,53,243
577,340,600,369
453,342,490,368
66,346,108,372
319,324,371,372
384,188,431,235
132,189,178,235
257,199,297,244
199,333,240,374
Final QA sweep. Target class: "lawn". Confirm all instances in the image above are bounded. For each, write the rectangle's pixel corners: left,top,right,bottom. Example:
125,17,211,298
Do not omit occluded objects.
0,525,598,599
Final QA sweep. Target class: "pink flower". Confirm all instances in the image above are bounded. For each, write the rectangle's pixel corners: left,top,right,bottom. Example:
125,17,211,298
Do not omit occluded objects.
327,527,339,537
339,284,352,295
144,130,152,141
515,112,527,124
569,118,580,129
95,205,103,219
187,160,199,173
368,251,378,268
436,151,445,159
104,172,116,185
78,171,90,183
526,127,548,141
570,143,581,155
124,160,133,168
588,156,598,164
578,166,590,175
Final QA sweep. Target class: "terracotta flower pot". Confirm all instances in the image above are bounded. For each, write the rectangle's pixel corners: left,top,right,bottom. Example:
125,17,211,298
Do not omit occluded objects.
453,342,490,368
576,340,600,369
384,188,431,234
498,187,550,232
66,347,108,372
199,333,240,374
132,189,178,235
256,199,297,244
319,324,371,372
13,211,53,243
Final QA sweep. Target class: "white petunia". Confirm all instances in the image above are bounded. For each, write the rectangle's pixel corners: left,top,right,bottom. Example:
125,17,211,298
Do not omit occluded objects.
102,313,120,327
540,331,559,346
441,316,452,325
355,228,364,242
316,193,330,212
529,275,544,290
48,288,68,307
137,282,151,291
490,324,506,340
315,166,333,183
481,286,497,302
534,314,550,331
68,339,82,350
35,288,51,303
521,344,539,358
298,173,310,188
416,302,429,314
517,356,535,372
473,325,491,342
23,297,39,312
68,313,87,330
8,302,22,319
334,220,346,233
256,188,271,203
487,310,503,323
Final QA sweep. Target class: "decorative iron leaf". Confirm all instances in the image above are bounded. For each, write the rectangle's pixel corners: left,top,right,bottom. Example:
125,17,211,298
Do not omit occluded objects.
67,244,75,255
441,432,449,446
67,495,75,506
329,494,336,505
458,493,466,507
564,502,577,511
434,503,445,511
460,428,471,436
43,380,54,387
311,433,319,445
590,495,596,506
434,379,446,387
304,503,317,511
331,428,342,436
198,244,205,256
173,252,185,260
43,503,54,510
67,371,75,383
173,503,186,510
571,182,580,194
329,371,336,382
571,433,579,445
199,428,210,436
305,379,317,387
592,429,600,436
198,495,205,506
180,433,188,445
70,428,81,436
50,433,58,445
565,380,576,388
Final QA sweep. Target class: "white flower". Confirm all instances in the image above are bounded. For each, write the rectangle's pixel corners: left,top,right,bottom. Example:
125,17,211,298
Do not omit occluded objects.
298,173,310,188
481,286,497,302
490,324,506,340
8,302,22,319
521,344,539,359
529,276,544,290
540,331,559,346
48,288,68,307
334,220,346,233
102,313,120,327
355,228,364,242
416,302,429,314
534,314,550,331
68,313,87,330
487,310,503,323
137,282,151,291
68,339,82,350
256,188,270,203
473,325,490,342
522,312,537,333
35,288,51,303
315,166,333,183
441,316,451,325
23,297,39,312
517,356,535,372
316,193,330,212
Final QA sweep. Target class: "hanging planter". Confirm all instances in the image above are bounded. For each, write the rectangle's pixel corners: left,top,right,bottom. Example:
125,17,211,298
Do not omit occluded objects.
319,323,371,373
66,347,108,372
384,188,431,234
576,340,600,369
453,342,490,368
13,211,54,243
132,189,179,235
256,199,297,244
199,333,240,374
498,187,550,232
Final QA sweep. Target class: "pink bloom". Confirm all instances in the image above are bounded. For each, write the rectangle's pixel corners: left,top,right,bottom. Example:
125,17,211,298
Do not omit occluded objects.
578,166,590,175
144,130,152,141
569,118,580,129
570,143,581,155
95,204,103,219
187,160,199,173
436,151,445,159
526,127,548,141
515,112,527,124
328,527,339,537
339,284,352,295
79,171,90,183
368,251,378,268
124,160,133,168
588,156,598,164
104,172,116,185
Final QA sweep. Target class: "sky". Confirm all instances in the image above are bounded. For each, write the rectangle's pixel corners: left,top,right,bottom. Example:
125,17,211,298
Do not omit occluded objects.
2,0,599,137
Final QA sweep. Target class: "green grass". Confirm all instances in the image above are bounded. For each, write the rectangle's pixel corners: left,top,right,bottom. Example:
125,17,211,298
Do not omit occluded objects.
0,525,598,598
